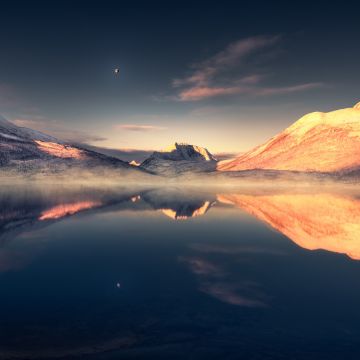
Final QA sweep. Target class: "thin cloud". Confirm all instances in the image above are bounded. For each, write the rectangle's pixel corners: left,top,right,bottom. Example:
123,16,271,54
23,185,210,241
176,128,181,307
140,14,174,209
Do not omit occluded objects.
179,86,246,101
237,74,264,85
62,132,107,143
255,82,324,95
115,124,166,132
178,82,323,101
172,35,324,101
174,35,280,88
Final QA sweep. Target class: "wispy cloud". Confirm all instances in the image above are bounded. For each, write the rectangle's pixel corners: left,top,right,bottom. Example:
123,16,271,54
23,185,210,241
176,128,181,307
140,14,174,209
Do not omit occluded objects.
255,82,324,95
179,86,246,101
115,124,166,132
172,35,324,101
174,35,280,88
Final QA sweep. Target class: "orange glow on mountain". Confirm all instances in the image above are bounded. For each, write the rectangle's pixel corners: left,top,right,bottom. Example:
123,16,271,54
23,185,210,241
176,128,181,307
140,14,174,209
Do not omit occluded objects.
161,201,213,220
161,208,184,220
35,140,85,159
218,104,360,172
217,192,360,260
129,160,140,166
39,201,101,220
192,201,213,217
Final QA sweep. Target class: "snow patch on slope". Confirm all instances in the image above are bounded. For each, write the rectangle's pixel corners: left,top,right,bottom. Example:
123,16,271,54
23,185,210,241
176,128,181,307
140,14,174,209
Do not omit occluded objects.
0,132,24,141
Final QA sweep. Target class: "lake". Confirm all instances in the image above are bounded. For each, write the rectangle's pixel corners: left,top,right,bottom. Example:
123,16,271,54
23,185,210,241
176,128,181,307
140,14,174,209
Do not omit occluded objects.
1,184,360,359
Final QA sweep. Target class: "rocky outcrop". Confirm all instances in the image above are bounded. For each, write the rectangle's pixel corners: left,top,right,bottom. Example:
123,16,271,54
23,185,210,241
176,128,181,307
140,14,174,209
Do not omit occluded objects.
141,143,217,176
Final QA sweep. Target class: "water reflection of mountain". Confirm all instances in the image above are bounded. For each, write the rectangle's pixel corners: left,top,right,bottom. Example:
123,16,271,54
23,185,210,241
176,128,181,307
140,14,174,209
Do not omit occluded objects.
0,187,143,245
2,187,360,358
141,189,216,220
0,187,216,245
218,192,360,260
2,186,360,260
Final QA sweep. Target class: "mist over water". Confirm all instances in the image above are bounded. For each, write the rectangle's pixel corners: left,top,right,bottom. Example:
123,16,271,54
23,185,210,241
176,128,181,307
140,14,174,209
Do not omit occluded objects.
1,183,360,359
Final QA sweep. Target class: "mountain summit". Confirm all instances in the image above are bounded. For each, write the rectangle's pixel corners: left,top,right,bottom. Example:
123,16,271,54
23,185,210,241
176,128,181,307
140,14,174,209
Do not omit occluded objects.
152,143,216,162
141,143,217,175
218,102,360,173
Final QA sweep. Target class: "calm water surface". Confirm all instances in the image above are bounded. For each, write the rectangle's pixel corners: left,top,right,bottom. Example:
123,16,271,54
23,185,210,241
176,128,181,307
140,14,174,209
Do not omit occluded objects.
1,185,360,359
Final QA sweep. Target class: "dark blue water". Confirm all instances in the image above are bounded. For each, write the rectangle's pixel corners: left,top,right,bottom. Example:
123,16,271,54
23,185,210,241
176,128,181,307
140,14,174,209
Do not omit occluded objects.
1,185,360,359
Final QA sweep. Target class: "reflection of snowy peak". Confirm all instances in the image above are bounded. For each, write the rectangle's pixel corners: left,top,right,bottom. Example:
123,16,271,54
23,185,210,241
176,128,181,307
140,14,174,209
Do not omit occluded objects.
141,189,216,220
217,192,360,260
141,143,217,176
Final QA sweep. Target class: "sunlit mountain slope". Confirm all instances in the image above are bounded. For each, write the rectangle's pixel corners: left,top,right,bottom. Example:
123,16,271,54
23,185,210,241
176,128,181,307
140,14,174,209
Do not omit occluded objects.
218,102,360,173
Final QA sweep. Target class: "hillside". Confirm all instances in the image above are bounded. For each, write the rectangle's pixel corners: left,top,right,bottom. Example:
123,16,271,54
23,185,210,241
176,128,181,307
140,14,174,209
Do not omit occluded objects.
218,102,360,173
0,115,135,174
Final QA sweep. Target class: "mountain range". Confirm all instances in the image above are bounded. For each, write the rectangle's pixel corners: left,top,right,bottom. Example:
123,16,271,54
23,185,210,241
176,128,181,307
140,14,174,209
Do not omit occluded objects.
2,186,360,261
1,101,360,178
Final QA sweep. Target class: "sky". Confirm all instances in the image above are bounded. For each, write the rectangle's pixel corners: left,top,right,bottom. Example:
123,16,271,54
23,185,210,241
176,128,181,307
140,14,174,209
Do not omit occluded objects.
1,0,359,157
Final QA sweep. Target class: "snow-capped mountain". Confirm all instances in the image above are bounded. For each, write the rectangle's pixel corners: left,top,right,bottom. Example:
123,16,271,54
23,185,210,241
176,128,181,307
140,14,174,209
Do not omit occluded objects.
218,102,360,173
0,115,134,173
141,142,217,176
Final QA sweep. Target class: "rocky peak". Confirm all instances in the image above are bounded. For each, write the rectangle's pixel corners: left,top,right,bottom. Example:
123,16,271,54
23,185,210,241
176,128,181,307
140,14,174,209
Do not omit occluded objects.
153,142,217,162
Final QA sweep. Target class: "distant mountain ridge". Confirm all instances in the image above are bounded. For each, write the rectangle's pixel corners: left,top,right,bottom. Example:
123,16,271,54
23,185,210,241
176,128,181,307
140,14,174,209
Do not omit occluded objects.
218,102,360,173
2,100,360,178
